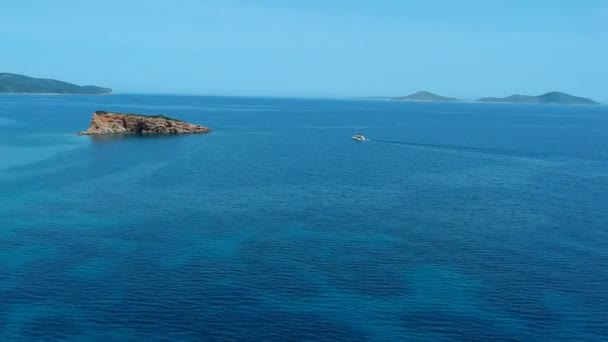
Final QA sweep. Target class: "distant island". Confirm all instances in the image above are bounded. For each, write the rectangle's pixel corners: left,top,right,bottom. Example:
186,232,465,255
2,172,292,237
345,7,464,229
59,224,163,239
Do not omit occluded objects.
386,90,599,105
390,91,461,102
476,92,598,105
0,73,111,94
80,111,211,135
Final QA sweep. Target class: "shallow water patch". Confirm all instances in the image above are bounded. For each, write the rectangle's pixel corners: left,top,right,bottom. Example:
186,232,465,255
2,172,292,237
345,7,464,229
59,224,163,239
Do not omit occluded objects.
0,117,17,126
0,144,85,172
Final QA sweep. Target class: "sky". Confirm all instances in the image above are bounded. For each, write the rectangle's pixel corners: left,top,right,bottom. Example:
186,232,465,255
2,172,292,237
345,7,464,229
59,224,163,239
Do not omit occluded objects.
1,0,607,99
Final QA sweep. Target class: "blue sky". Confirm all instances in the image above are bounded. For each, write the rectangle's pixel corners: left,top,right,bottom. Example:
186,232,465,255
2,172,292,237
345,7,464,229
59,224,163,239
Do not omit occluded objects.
1,0,606,99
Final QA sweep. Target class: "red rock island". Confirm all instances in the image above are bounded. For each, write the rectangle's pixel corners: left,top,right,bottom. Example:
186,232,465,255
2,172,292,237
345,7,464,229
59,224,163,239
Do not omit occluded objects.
80,111,211,135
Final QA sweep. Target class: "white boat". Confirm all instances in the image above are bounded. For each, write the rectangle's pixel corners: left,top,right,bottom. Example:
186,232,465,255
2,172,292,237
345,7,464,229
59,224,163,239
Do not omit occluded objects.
351,134,367,142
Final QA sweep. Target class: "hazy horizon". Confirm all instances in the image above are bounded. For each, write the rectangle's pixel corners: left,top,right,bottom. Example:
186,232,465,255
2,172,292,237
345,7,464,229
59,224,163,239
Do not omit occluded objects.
1,1,606,100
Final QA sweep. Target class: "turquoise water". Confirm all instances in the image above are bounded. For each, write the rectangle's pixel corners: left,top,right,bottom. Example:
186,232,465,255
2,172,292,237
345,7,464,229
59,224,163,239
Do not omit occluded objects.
1,94,607,340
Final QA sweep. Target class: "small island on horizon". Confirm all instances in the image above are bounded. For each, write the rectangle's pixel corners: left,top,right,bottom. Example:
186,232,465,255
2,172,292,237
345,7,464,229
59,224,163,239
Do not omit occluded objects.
390,91,461,102
80,111,211,135
0,73,111,95
388,90,599,105
476,91,599,105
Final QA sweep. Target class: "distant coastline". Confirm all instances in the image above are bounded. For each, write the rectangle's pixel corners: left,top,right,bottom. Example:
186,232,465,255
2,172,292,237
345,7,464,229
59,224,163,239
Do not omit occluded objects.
0,73,111,95
0,92,114,96
0,72,600,104
387,90,599,105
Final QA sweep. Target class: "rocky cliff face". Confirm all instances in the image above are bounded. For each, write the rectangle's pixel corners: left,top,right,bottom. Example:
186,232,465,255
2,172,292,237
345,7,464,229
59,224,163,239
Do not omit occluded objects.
80,111,211,135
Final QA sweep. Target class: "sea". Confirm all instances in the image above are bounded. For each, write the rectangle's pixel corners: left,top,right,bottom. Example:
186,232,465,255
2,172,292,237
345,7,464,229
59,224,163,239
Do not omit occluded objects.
1,94,607,341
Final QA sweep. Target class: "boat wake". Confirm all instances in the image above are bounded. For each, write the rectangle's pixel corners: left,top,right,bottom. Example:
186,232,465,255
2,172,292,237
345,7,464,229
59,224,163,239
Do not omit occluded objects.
372,139,552,159
370,139,608,162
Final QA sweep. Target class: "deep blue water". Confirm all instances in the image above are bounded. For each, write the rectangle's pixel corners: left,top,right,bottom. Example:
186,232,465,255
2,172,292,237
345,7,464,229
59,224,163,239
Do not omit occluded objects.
1,94,607,341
